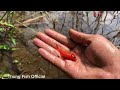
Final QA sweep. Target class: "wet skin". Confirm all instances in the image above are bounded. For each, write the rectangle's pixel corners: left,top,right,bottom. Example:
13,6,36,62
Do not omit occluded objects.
33,29,120,79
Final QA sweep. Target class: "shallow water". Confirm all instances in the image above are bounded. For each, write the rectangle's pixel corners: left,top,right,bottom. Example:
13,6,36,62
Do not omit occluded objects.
0,11,120,79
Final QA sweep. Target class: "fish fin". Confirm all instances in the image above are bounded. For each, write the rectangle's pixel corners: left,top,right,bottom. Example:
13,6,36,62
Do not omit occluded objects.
55,44,64,60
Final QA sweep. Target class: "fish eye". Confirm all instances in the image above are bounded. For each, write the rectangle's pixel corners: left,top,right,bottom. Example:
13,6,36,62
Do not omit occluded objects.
71,54,76,58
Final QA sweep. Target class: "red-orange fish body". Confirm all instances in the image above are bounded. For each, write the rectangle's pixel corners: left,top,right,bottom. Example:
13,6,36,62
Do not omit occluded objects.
55,44,76,61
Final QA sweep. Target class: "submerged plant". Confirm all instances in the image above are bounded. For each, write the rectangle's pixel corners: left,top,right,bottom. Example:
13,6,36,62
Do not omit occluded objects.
0,11,21,75
0,21,17,51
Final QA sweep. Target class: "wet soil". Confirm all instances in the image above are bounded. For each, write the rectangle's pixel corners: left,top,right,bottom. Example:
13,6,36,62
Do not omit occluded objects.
12,38,70,79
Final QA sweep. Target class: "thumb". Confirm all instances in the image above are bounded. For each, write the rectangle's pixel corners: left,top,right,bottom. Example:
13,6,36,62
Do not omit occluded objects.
69,29,92,46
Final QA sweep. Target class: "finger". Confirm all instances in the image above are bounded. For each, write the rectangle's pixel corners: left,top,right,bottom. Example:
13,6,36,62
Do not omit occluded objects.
38,48,65,70
33,38,61,58
45,29,77,49
69,29,92,46
36,32,70,51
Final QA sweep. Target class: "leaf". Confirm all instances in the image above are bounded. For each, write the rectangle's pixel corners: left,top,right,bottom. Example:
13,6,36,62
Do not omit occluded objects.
11,48,17,50
11,38,16,45
0,27,4,32
0,21,16,29
0,45,10,50
3,45,7,49
0,45,6,49
2,73,10,78
11,48,19,50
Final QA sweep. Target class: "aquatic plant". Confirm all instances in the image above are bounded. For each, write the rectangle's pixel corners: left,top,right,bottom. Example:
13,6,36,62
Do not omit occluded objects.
0,21,17,51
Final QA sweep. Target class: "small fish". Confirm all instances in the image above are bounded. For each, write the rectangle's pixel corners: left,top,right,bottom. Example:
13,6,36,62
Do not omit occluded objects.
55,44,76,61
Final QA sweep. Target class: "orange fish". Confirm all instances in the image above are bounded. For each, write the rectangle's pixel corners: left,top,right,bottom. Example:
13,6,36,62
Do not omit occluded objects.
55,44,76,61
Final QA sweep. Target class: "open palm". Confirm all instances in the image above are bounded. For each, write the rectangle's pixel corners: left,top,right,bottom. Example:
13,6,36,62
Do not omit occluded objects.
33,29,120,79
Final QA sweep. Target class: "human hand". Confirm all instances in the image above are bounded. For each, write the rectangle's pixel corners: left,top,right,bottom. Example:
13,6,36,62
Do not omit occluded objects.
33,29,120,79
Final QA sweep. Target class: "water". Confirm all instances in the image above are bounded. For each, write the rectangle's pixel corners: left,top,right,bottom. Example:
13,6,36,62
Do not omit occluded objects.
0,11,120,79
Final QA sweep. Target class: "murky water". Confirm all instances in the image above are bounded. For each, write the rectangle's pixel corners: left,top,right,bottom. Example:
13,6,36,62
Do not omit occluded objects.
0,11,120,79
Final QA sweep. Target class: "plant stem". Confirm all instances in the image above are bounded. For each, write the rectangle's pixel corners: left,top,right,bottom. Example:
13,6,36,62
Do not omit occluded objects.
0,11,7,21
15,20,37,33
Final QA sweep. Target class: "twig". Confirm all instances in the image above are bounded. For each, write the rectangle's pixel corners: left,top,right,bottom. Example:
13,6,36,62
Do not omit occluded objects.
107,12,116,28
71,11,75,29
90,17,97,27
104,29,120,36
22,15,44,24
101,11,108,34
86,12,89,25
0,11,7,21
25,11,44,20
15,15,45,28
76,11,79,30
15,20,37,33
94,16,101,34
61,12,66,31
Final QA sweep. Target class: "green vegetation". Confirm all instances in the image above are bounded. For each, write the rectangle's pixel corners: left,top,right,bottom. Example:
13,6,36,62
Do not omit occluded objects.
0,11,17,51
0,11,18,77
0,21,17,51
